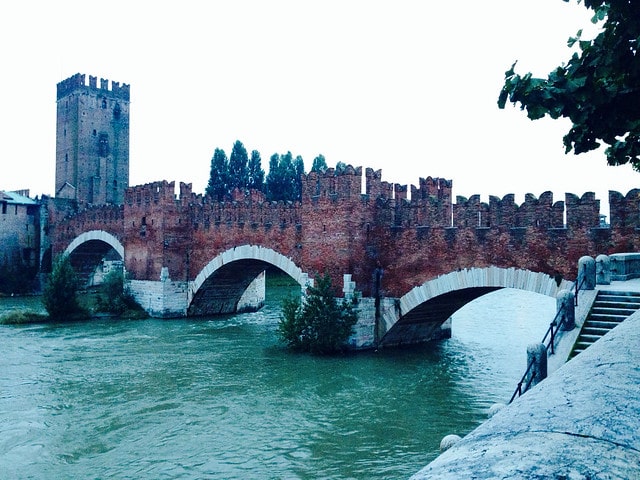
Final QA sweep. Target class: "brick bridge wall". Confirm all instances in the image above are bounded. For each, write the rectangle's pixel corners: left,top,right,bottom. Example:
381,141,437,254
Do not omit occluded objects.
50,167,640,298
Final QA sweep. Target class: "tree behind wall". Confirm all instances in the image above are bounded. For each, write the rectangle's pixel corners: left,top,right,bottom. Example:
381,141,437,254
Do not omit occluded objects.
266,152,304,202
206,148,230,201
248,149,265,191
228,140,250,192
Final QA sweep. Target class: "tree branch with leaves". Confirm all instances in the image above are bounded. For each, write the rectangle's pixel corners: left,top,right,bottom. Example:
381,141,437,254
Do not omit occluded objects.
498,1,640,169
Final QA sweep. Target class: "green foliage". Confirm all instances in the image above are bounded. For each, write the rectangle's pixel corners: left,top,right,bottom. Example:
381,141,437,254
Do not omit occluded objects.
248,149,265,191
229,140,250,191
498,0,640,169
266,151,305,202
277,273,358,354
206,148,230,200
42,255,84,320
207,141,267,199
95,269,142,316
0,310,48,325
206,141,309,201
293,155,305,200
311,154,328,173
0,260,37,295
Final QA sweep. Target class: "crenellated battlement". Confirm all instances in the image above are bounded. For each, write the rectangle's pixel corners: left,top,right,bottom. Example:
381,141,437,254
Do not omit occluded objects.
301,165,363,201
66,169,640,235
49,165,640,309
608,189,640,229
125,180,177,206
56,73,130,101
452,192,566,229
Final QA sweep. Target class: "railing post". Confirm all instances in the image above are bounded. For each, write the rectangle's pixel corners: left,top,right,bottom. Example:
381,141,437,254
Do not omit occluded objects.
596,254,611,285
525,343,547,390
557,289,575,332
578,256,596,291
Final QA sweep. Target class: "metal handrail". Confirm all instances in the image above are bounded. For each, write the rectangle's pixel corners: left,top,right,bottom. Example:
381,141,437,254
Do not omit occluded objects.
509,358,535,404
574,264,587,306
509,307,566,404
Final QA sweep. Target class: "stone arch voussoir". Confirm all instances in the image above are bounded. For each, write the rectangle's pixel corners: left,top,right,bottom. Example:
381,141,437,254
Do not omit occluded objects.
189,244,309,303
64,229,125,259
388,267,572,327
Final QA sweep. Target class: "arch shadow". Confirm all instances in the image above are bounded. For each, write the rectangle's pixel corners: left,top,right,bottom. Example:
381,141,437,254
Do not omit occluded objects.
63,230,125,285
188,244,310,316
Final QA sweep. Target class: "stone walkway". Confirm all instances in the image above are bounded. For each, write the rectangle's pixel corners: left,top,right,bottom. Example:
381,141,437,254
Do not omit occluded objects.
410,280,640,479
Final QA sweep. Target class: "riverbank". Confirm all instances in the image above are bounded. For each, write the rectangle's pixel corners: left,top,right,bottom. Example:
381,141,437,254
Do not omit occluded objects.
410,302,640,479
0,289,147,325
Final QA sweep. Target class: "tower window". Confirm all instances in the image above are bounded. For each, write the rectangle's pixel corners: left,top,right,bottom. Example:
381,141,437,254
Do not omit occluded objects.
98,133,109,157
102,98,107,109
93,129,97,136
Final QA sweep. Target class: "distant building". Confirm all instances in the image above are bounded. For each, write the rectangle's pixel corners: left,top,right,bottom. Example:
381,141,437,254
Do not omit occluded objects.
55,73,130,205
0,190,40,269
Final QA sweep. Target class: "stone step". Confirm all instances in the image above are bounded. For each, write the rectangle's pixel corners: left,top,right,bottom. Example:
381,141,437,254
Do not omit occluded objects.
588,313,628,323
582,326,612,336
586,320,623,329
569,290,640,359
573,340,595,350
579,334,603,343
591,306,637,316
597,290,640,298
595,303,640,311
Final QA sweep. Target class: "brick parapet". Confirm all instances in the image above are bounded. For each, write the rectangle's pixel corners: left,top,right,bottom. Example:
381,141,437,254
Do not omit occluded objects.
565,192,600,229
609,189,640,229
50,168,640,300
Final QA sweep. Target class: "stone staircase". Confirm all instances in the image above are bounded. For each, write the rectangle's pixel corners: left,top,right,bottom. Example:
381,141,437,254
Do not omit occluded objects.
570,290,640,358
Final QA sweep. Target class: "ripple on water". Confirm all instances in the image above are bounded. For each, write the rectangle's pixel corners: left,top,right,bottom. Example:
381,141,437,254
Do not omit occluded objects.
0,288,554,479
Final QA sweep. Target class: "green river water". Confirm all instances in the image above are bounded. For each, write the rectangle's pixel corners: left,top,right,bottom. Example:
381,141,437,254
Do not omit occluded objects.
0,284,554,479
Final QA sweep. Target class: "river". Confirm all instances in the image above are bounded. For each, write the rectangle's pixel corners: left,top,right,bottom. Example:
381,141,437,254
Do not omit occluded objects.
0,282,555,479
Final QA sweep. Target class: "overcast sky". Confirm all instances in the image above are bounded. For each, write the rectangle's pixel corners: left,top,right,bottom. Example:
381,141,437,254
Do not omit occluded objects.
1,0,637,217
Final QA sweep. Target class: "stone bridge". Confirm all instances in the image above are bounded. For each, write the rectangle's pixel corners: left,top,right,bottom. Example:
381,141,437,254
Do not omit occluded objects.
47,166,640,348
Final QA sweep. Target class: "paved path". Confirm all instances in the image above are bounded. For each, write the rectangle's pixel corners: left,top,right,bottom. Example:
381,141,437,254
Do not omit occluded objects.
411,281,640,479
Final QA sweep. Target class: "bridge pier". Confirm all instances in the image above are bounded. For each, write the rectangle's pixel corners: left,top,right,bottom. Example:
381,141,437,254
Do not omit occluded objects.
128,267,268,319
128,276,189,318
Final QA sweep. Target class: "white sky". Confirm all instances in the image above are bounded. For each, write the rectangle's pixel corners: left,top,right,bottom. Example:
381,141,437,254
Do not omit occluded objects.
1,0,638,217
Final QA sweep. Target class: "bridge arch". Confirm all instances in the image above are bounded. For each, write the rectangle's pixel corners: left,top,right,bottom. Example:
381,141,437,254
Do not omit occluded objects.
62,230,125,286
188,244,310,316
64,230,125,259
379,267,573,347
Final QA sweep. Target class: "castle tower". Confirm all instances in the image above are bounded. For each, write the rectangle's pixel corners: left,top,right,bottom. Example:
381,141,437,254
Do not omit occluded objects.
55,73,130,205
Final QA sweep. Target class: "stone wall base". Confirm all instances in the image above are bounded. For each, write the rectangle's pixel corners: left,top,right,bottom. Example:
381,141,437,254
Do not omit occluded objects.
129,279,188,318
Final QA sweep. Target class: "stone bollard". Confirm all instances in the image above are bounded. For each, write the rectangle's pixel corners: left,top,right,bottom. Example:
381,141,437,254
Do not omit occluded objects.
488,403,505,418
578,256,596,291
596,254,611,285
556,289,575,331
440,434,461,452
525,343,547,389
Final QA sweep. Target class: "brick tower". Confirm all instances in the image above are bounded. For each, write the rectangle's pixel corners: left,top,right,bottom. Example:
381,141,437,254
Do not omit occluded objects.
55,73,130,205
